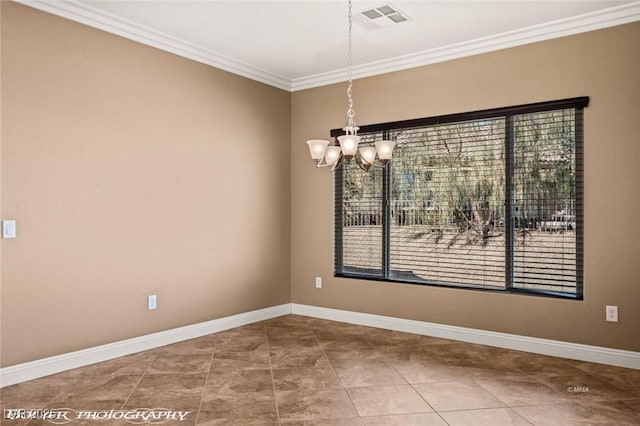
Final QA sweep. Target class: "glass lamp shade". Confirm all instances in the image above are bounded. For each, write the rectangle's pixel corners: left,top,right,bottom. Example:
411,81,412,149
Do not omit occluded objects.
374,140,396,161
324,146,342,165
306,140,329,161
359,146,377,164
337,134,361,156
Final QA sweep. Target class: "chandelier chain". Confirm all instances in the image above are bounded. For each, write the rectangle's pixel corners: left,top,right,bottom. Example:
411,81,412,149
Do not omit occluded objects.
306,0,395,171
346,0,356,126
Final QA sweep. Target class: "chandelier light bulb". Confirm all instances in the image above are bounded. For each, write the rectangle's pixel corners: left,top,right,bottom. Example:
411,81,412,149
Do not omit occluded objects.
375,140,396,161
337,134,361,156
324,146,342,165
359,147,377,164
306,140,329,160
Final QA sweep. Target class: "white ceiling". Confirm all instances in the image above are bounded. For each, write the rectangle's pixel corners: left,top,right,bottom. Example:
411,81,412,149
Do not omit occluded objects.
17,1,640,91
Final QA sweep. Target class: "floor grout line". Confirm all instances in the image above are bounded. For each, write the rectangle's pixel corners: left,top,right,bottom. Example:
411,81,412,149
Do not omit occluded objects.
120,351,159,411
192,335,217,426
312,326,361,419
264,323,282,425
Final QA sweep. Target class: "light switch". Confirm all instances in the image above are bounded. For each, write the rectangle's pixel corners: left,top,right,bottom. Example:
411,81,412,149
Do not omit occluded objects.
2,220,16,239
148,294,157,310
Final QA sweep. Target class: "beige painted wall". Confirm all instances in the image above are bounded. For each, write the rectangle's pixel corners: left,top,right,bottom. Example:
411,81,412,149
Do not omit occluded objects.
291,22,640,352
0,2,291,367
1,2,638,369
0,3,3,365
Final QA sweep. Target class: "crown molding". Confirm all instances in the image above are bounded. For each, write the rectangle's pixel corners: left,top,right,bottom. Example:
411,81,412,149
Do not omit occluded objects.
14,0,293,91
291,1,640,91
15,0,640,93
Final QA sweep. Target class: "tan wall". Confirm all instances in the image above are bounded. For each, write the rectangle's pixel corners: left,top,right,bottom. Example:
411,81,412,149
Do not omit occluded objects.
1,2,638,369
291,22,640,352
0,2,291,367
0,2,3,363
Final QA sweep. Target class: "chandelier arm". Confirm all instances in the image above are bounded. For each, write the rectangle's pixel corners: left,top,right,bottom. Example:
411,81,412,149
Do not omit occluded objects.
355,160,370,172
330,155,345,171
314,152,344,169
316,163,339,169
363,162,386,170
354,150,387,170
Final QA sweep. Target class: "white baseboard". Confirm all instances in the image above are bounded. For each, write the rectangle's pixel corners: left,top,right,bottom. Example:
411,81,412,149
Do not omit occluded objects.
0,304,291,388
291,303,640,370
3,302,638,388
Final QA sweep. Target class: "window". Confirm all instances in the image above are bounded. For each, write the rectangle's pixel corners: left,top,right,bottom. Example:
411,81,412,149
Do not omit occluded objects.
334,97,587,298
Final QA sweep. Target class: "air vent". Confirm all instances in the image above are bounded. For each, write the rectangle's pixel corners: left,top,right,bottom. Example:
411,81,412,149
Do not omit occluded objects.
362,9,383,20
354,4,410,30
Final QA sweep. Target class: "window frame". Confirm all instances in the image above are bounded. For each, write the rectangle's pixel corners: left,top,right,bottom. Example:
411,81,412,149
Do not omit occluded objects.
333,97,588,300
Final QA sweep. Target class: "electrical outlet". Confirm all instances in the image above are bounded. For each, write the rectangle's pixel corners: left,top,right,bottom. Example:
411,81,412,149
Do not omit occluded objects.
315,276,322,289
148,294,157,310
606,305,618,322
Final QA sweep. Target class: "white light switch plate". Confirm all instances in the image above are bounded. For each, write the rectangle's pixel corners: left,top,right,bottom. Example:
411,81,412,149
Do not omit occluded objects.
606,305,618,322
148,294,157,310
2,220,16,239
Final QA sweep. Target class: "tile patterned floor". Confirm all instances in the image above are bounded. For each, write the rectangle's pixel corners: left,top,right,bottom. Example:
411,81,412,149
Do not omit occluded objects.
1,315,639,425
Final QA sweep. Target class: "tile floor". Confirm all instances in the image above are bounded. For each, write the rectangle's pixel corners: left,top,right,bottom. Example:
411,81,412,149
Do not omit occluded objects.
1,314,639,425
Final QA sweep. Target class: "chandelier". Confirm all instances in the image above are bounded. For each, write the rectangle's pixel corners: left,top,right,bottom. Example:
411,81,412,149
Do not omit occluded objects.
306,0,396,171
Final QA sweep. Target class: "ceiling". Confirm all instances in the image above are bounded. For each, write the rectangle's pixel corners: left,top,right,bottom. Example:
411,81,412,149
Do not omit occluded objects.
17,1,640,91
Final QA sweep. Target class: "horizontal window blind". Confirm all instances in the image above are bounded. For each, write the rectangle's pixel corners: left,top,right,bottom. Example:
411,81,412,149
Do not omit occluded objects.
337,133,384,277
511,109,581,294
388,119,506,288
334,98,586,298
